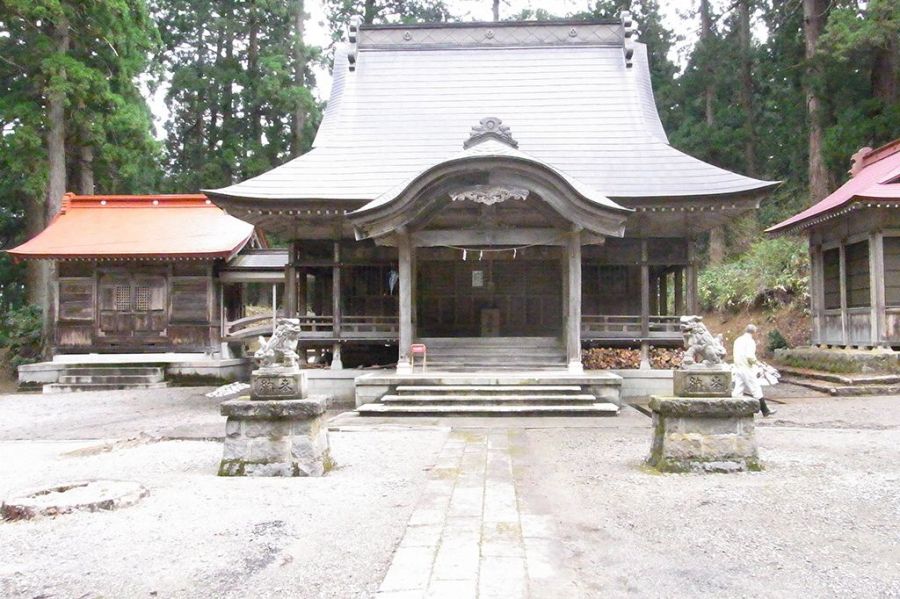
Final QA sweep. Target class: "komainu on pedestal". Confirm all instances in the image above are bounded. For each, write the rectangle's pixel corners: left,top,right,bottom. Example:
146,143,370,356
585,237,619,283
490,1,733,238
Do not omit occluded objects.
218,319,331,477
646,315,761,473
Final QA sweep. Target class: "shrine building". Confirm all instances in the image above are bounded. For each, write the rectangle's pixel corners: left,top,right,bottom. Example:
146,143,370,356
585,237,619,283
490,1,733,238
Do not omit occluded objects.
206,16,777,374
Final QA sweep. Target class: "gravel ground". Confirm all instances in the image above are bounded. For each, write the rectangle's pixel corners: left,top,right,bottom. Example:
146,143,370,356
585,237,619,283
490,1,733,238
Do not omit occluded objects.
514,397,900,598
1,387,898,598
0,430,448,599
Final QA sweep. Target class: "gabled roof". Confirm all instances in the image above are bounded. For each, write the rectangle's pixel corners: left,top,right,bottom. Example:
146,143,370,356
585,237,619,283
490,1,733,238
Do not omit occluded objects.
767,139,900,234
207,19,776,204
355,134,631,214
8,194,255,261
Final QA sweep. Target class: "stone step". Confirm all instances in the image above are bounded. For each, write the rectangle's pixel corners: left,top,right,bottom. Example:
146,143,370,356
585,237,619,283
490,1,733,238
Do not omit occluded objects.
61,366,165,377
396,385,583,393
43,382,170,394
776,367,900,386
58,374,165,385
381,394,598,404
357,402,619,417
779,376,900,397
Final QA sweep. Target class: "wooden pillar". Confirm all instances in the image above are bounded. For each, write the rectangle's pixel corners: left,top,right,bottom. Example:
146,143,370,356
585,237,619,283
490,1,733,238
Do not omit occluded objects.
283,242,298,320
640,239,650,338
685,238,699,315
869,232,885,346
674,267,684,315
809,241,821,345
397,230,413,373
839,242,848,346
331,240,343,370
659,271,668,316
566,227,583,372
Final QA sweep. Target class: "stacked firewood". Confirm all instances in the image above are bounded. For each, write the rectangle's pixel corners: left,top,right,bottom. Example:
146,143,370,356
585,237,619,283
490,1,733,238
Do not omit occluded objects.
581,347,684,370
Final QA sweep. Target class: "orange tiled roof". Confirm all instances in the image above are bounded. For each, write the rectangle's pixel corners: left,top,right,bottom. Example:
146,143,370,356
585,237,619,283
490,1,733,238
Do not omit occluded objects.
8,193,255,261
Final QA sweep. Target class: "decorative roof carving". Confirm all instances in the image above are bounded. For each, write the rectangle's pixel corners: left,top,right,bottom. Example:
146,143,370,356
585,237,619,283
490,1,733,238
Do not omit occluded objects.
622,11,636,68
348,15,363,72
450,185,529,206
464,117,518,149
357,21,624,50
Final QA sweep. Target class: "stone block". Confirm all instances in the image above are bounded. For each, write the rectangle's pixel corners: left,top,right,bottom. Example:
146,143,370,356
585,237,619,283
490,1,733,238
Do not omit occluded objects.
673,369,732,397
646,395,761,473
220,397,326,419
250,367,308,400
218,396,330,478
648,396,759,417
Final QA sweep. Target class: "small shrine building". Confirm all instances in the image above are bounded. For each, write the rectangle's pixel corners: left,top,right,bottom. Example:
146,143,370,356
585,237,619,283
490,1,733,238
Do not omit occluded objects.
768,139,900,348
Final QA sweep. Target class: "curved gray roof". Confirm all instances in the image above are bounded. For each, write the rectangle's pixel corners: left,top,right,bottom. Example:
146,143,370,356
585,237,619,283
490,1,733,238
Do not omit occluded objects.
208,20,776,203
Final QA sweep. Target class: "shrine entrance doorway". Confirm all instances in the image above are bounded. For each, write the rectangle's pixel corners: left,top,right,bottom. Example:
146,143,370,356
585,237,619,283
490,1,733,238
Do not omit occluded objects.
416,247,562,338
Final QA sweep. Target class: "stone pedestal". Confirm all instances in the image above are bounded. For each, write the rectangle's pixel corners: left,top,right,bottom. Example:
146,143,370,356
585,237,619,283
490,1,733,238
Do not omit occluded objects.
646,396,761,473
219,367,330,477
250,366,308,400
218,396,330,477
672,368,732,397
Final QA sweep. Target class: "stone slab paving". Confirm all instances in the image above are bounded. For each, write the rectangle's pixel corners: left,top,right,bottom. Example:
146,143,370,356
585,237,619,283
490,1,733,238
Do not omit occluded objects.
376,428,566,598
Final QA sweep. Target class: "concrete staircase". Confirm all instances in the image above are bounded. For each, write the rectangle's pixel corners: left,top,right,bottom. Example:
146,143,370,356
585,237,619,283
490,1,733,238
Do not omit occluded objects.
416,337,567,371
356,372,621,417
43,366,169,393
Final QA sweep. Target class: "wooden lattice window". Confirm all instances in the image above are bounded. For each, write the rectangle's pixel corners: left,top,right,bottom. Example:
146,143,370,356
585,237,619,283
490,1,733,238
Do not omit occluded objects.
114,285,131,311
844,241,870,308
134,286,151,311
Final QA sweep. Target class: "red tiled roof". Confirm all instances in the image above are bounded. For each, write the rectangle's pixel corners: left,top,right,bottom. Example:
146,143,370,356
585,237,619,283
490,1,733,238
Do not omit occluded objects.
7,193,255,261
767,139,900,234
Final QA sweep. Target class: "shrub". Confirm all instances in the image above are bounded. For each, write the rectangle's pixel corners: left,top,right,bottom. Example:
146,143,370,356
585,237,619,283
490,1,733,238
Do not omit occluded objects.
699,237,809,312
0,304,43,371
767,329,789,353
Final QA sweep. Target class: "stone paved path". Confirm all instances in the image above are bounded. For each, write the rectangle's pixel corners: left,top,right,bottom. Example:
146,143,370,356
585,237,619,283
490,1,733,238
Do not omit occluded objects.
375,428,563,598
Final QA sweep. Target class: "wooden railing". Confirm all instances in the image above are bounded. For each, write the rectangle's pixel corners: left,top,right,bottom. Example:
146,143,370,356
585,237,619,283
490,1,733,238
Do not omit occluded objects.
223,314,399,341
581,315,681,339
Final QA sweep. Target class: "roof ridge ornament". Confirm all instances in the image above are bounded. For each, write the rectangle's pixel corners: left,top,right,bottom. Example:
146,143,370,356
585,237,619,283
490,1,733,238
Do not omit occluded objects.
622,10,636,68
464,117,518,149
348,15,363,72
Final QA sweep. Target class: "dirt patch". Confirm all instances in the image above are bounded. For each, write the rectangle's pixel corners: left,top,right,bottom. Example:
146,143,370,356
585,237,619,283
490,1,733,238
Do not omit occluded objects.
703,305,810,359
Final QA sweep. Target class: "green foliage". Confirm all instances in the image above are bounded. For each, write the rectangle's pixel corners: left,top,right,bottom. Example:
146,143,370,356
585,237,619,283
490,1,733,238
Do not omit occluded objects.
699,237,809,312
767,329,789,353
323,0,455,43
155,0,325,191
0,304,43,370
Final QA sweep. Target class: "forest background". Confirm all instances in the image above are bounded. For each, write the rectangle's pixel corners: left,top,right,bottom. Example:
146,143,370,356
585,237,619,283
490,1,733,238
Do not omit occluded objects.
0,0,898,340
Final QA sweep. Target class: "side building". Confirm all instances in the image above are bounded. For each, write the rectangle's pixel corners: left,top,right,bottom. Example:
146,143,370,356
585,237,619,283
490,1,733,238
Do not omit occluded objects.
768,139,900,348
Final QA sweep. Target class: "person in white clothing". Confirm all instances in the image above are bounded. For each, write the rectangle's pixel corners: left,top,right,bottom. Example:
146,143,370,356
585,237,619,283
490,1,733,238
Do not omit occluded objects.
732,324,775,417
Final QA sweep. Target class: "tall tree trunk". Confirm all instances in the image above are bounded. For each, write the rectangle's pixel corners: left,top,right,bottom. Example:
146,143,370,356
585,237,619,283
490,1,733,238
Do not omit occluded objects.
24,194,46,306
42,12,70,347
871,44,896,106
492,0,500,22
364,0,376,24
221,5,234,183
700,0,715,128
700,0,724,266
77,101,94,195
737,0,757,177
803,0,829,203
292,0,307,156
248,0,262,156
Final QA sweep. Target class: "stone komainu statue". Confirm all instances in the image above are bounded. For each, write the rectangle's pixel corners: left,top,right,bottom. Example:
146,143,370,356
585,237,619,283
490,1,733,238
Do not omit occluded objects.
679,315,727,368
254,318,302,369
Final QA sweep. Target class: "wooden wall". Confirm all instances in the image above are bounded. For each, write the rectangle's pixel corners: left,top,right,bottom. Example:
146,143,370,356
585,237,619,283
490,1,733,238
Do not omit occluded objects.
808,208,900,347
55,261,220,353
